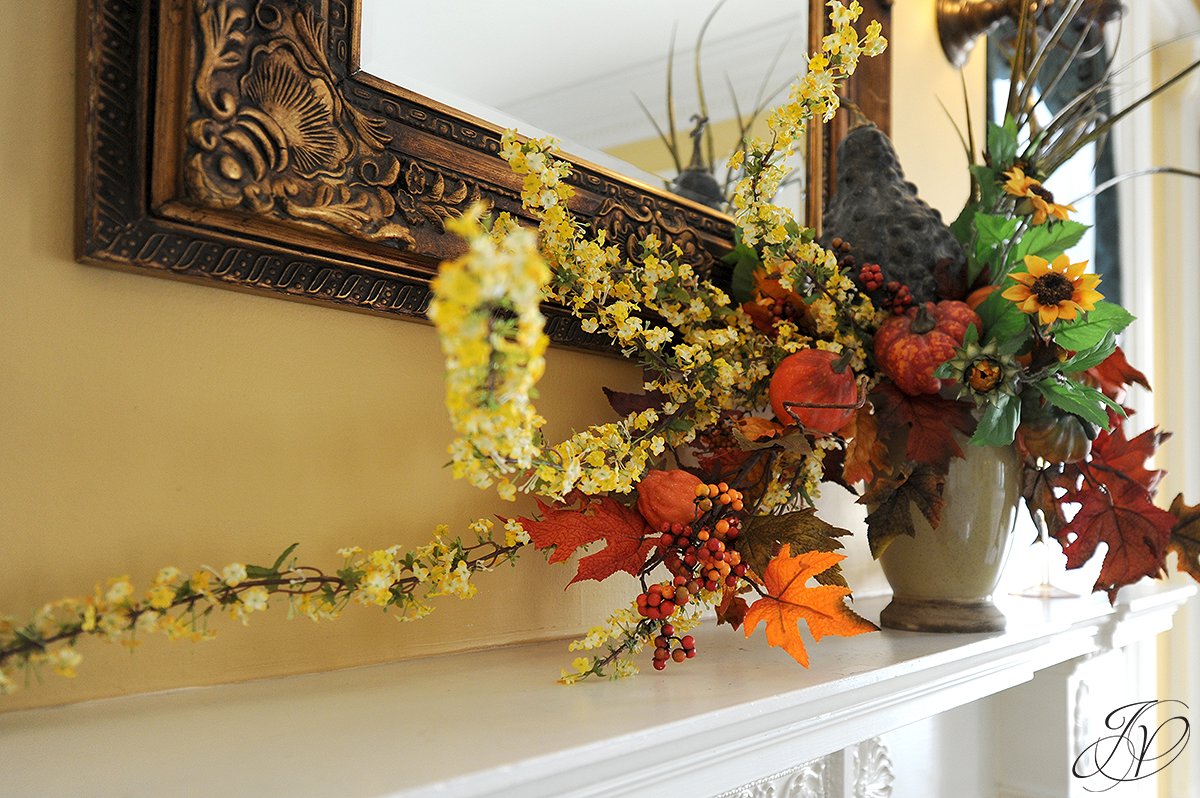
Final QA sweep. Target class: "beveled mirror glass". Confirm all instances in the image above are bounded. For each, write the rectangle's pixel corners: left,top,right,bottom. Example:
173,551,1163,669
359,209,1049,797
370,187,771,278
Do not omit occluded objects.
360,0,811,211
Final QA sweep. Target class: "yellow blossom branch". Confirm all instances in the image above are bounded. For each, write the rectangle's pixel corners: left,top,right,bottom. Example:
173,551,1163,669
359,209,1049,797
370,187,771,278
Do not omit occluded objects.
0,522,528,696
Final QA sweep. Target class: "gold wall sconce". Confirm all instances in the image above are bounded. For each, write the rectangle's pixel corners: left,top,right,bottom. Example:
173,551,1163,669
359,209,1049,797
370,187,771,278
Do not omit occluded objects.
937,0,1125,69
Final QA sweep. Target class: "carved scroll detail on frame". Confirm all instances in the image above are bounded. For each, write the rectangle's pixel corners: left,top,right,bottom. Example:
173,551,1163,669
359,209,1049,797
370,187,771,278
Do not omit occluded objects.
186,2,418,245
593,198,718,275
78,0,890,349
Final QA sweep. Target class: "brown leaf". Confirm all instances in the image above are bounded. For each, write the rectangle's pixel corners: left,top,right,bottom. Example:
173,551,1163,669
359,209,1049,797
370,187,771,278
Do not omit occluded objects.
734,510,852,588
1088,424,1170,497
732,417,814,456
1168,494,1200,584
602,388,667,417
1021,464,1068,541
840,405,890,486
871,383,976,472
743,546,877,667
716,588,751,630
861,465,947,558
734,416,785,443
1060,479,1173,602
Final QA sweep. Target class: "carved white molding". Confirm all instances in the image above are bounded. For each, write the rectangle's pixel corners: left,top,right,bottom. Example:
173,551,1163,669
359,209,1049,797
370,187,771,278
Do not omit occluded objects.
717,756,831,798
718,736,894,798
852,738,894,798
1071,679,1092,761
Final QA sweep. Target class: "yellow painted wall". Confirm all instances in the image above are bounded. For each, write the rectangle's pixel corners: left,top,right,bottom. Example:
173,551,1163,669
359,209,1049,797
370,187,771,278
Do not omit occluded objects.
0,0,984,712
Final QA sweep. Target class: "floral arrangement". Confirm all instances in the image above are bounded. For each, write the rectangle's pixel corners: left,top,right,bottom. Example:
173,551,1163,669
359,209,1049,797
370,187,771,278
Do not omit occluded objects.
3,2,1198,697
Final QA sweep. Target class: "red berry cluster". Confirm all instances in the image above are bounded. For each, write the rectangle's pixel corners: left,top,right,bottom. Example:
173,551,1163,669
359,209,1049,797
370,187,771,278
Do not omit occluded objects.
884,280,915,314
636,581,681,621
639,481,751,672
858,263,884,291
652,624,696,671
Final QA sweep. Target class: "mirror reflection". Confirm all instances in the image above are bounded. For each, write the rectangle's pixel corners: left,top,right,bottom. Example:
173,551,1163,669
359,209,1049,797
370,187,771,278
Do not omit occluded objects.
360,0,810,211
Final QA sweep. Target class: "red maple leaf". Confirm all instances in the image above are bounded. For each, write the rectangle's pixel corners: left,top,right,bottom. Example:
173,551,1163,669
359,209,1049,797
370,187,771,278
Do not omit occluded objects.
1082,346,1150,400
1059,479,1174,602
517,496,655,586
871,383,976,471
1087,424,1170,496
743,545,877,666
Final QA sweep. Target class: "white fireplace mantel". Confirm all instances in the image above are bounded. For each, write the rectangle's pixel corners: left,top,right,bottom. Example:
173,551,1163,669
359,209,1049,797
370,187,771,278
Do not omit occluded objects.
0,582,1192,798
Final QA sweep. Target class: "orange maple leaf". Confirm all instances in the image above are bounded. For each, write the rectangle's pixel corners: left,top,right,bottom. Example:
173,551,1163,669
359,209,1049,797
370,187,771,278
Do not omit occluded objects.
517,496,655,587
743,544,877,666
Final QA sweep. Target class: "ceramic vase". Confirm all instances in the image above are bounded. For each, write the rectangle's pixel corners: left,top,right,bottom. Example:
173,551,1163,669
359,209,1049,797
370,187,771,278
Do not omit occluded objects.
878,443,1021,633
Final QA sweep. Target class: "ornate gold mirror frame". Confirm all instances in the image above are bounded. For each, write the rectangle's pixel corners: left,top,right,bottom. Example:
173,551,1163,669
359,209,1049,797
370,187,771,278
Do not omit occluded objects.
77,0,892,352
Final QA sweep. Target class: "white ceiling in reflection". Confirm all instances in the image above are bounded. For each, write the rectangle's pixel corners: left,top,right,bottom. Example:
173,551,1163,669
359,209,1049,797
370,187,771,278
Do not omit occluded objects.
359,1,810,159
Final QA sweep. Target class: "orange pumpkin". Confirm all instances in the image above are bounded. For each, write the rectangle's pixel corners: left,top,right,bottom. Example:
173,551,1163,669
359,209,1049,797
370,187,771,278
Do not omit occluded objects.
768,349,858,433
874,301,980,396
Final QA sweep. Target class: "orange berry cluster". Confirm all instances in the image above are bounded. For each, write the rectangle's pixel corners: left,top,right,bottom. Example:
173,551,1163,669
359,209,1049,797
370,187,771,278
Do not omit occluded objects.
693,481,744,513
651,623,696,671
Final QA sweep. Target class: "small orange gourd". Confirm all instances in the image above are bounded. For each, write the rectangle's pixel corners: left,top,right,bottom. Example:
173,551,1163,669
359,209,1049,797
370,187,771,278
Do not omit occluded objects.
637,469,704,531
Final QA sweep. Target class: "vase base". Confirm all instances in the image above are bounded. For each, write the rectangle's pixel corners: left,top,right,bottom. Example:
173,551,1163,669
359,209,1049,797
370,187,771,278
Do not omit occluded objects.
880,596,1007,633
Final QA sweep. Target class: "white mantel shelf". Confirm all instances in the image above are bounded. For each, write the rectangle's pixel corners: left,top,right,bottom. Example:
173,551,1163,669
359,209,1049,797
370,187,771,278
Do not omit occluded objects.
0,583,1193,798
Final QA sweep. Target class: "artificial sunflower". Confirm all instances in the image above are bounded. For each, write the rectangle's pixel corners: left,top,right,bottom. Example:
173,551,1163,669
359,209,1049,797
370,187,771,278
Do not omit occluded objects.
1002,254,1103,326
936,331,1021,406
1002,167,1076,225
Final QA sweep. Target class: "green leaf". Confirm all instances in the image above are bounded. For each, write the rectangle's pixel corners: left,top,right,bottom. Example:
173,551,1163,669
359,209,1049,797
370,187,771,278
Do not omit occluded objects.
971,164,1002,210
722,233,762,306
987,116,1019,170
970,393,1021,447
1011,221,1089,264
1059,331,1117,373
950,202,977,245
270,543,299,572
970,213,1020,285
963,323,980,347
1036,378,1124,430
1052,303,1135,350
976,287,1027,346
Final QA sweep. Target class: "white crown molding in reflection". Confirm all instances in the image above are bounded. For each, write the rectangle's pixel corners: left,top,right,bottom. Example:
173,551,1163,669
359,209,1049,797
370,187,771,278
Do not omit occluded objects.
506,16,808,152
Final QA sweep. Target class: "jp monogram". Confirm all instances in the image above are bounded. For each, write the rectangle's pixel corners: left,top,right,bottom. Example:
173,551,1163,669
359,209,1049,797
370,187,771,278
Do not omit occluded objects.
1072,700,1190,791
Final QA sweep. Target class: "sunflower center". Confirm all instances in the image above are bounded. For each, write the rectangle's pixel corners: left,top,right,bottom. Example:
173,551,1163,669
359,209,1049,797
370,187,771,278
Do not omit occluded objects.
1029,183,1056,203
967,358,1003,393
1031,273,1074,306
